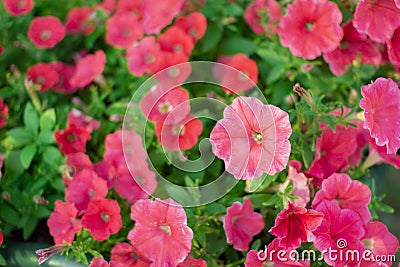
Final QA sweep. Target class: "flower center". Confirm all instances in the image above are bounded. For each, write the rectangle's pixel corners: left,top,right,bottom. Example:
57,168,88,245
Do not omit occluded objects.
158,101,173,114
130,253,140,260
67,133,76,141
122,28,131,36
160,224,171,235
362,238,374,250
37,76,46,84
168,67,180,77
305,21,315,31
145,54,155,64
172,125,185,136
189,28,197,37
18,0,26,8
41,30,52,40
173,44,183,52
101,212,110,222
252,131,263,144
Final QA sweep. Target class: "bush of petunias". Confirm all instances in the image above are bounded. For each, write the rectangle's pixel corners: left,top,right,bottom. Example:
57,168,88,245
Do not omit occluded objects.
0,0,399,266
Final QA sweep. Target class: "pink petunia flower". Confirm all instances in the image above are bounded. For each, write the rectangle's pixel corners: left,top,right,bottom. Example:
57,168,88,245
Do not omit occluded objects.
312,173,371,224
49,62,78,94
364,138,400,170
278,0,343,60
244,0,282,37
175,12,207,41
128,198,193,266
65,168,108,212
54,123,91,154
127,37,164,76
313,200,365,267
114,164,157,203
47,200,82,244
63,152,93,184
28,16,66,49
67,108,100,134
106,12,144,49
387,28,400,65
353,0,400,43
177,257,207,267
269,202,323,250
110,242,151,267
158,26,194,57
287,160,310,208
216,54,259,94
224,198,264,251
210,97,291,180
155,113,203,151
89,258,109,267
65,7,96,35
360,78,400,154
70,50,106,88
141,0,184,34
0,99,8,129
154,52,191,88
140,86,190,124
3,0,34,16
359,221,399,267
27,63,59,91
116,0,143,19
323,20,382,76
82,199,122,241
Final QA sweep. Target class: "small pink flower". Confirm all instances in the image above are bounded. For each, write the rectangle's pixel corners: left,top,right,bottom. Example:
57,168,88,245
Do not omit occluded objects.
387,28,400,67
27,63,59,91
224,198,264,251
89,258,109,267
360,78,400,154
278,0,343,60
313,200,365,267
175,12,207,41
287,161,310,208
0,99,9,129
312,173,371,224
210,97,291,180
127,37,164,76
70,50,106,88
67,108,100,134
158,26,194,57
128,198,193,266
3,0,34,16
64,152,93,183
269,202,323,250
244,0,282,36
65,168,108,212
353,0,400,43
65,7,96,35
323,20,382,76
28,16,66,49
155,113,203,151
359,221,399,267
82,199,122,241
154,52,191,88
110,242,151,267
54,123,91,154
106,12,144,49
47,200,82,244
116,0,143,19
141,0,184,34
140,86,190,124
178,257,207,267
49,62,77,94
216,54,258,94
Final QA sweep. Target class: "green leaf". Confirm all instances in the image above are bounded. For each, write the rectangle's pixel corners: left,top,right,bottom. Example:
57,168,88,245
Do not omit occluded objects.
23,220,37,240
0,253,6,266
224,3,243,16
205,203,227,214
4,127,34,149
251,239,261,251
20,144,37,169
38,130,55,145
218,36,258,55
262,194,280,207
200,22,223,53
39,108,56,130
0,204,20,226
266,64,286,85
23,103,39,133
42,146,64,167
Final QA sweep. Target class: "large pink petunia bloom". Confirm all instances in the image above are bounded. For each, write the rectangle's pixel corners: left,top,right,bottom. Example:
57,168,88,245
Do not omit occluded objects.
127,37,164,76
28,16,66,49
359,221,399,267
312,173,371,224
158,26,194,57
224,198,264,251
215,54,259,94
47,200,82,245
175,12,207,41
82,199,122,241
128,198,193,267
323,20,381,76
210,97,292,180
353,0,400,43
155,113,203,151
27,63,59,92
49,62,77,94
287,161,310,208
278,0,343,60
65,7,96,36
65,168,108,212
313,200,366,267
70,50,106,88
269,202,323,250
177,258,206,267
3,0,34,16
141,0,184,34
106,12,144,49
360,78,400,155
244,0,282,37
387,28,400,65
110,242,151,267
140,86,190,124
